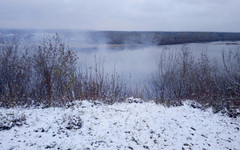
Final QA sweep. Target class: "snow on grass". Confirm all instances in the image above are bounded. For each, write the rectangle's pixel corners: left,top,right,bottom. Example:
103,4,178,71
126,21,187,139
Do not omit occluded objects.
0,99,239,150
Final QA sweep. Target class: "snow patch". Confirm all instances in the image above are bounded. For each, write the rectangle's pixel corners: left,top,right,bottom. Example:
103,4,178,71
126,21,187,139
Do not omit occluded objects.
0,100,239,149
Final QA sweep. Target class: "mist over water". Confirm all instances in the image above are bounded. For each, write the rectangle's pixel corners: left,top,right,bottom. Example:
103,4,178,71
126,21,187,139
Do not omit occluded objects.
73,41,240,84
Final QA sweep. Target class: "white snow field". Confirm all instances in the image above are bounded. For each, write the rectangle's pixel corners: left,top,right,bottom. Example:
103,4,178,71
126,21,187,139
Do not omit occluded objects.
0,99,239,150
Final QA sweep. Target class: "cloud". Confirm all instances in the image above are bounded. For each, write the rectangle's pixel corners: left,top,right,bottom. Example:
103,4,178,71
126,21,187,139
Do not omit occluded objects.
0,0,240,32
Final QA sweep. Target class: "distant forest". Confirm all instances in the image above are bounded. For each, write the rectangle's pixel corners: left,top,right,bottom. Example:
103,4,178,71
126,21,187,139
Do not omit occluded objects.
89,31,240,45
1,29,240,45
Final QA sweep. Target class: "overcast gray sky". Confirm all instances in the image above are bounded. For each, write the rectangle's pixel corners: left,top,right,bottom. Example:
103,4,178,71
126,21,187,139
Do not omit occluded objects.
0,0,240,32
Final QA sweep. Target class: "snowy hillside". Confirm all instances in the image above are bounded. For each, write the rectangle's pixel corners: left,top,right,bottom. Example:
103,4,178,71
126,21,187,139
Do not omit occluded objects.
0,99,239,150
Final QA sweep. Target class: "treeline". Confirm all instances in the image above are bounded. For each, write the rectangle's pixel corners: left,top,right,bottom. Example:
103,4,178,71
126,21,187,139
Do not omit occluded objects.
87,31,240,45
149,47,240,117
0,34,130,107
2,29,240,46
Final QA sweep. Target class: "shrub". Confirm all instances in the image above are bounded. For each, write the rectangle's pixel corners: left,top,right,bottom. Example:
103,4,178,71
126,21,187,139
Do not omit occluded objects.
0,34,131,107
74,56,130,104
61,114,83,130
0,39,32,106
0,112,26,131
32,34,78,106
150,46,240,117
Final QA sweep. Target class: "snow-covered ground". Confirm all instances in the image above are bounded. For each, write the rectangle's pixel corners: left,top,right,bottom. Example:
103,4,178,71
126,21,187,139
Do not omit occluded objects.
0,99,239,150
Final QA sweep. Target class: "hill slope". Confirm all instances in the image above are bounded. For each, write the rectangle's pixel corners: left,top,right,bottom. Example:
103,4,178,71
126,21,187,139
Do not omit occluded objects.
0,99,239,150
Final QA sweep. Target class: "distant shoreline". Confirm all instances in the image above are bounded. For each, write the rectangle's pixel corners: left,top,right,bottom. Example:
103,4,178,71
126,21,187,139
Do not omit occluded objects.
1,29,240,46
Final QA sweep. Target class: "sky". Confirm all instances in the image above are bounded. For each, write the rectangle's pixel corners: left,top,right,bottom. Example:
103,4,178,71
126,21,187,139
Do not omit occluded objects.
0,0,240,32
